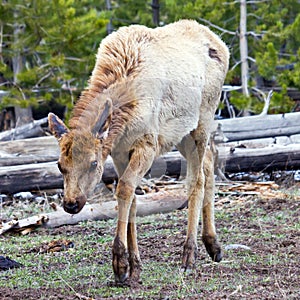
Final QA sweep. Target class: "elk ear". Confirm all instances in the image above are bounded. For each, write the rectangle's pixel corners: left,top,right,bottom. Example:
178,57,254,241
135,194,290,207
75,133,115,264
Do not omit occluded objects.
48,113,69,139
92,99,112,139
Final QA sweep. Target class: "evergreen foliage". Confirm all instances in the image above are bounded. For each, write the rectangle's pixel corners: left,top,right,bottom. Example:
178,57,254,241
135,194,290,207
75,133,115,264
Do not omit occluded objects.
0,0,108,113
0,0,299,117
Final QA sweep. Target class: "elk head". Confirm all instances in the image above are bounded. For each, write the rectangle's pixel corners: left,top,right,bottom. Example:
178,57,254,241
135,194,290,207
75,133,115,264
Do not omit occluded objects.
48,100,112,214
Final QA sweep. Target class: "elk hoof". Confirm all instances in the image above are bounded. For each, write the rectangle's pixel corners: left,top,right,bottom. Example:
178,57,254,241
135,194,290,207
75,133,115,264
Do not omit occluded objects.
181,237,197,271
129,254,142,281
202,235,222,262
112,237,129,283
115,271,129,284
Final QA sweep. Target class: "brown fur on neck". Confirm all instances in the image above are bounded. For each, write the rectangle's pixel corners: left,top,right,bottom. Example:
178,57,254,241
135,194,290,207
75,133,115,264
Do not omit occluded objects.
68,26,152,132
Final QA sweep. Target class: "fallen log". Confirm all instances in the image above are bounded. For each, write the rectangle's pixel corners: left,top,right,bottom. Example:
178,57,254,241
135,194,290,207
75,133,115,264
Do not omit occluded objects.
0,134,300,169
215,112,300,142
2,112,300,166
0,136,59,166
1,112,300,193
0,117,48,141
224,134,300,149
0,153,186,193
47,188,187,228
0,161,62,193
220,144,300,172
2,144,300,193
0,187,187,232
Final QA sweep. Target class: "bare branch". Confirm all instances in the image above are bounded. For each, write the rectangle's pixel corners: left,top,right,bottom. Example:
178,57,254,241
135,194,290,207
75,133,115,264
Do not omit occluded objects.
222,90,236,119
247,13,262,20
246,0,271,4
65,57,85,62
223,0,271,5
33,71,53,88
239,0,250,97
260,90,273,116
37,63,51,70
252,87,273,116
10,82,27,101
223,1,240,4
198,18,237,36
75,29,97,42
246,31,264,38
247,56,256,63
252,87,265,101
231,60,242,70
0,81,10,87
62,79,76,105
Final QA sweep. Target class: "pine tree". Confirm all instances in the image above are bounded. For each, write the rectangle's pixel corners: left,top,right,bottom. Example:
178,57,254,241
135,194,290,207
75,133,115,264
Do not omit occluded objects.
0,0,108,119
1,0,299,119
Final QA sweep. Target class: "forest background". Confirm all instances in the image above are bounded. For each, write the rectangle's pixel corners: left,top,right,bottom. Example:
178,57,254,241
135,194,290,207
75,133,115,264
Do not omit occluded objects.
0,0,299,122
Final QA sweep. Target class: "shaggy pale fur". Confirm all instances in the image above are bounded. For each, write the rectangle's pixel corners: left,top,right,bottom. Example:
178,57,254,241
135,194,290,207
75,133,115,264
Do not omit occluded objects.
49,20,229,283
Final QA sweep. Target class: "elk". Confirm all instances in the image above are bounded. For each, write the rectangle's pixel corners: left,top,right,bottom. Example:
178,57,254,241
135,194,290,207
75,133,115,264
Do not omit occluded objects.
48,20,229,283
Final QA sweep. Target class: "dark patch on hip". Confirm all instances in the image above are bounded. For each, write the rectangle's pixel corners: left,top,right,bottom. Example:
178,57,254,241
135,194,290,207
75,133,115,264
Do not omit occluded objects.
209,48,221,62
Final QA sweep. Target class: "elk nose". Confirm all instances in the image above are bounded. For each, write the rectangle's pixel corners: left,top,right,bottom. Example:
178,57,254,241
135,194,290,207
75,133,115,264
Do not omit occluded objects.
63,201,79,214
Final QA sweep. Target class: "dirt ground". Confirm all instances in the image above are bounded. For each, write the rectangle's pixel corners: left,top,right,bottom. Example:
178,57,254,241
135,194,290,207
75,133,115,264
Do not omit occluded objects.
0,194,299,299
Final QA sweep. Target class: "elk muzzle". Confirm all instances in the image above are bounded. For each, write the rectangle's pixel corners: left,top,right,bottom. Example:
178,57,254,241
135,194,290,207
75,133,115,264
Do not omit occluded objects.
63,195,87,214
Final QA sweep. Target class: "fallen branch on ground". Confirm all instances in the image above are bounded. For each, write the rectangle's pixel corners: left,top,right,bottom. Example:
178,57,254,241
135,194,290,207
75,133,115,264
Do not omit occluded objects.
0,186,187,234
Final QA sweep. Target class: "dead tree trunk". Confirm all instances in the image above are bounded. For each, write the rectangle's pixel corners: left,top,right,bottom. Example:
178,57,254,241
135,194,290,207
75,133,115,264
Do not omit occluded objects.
12,14,33,126
240,0,249,98
151,0,160,27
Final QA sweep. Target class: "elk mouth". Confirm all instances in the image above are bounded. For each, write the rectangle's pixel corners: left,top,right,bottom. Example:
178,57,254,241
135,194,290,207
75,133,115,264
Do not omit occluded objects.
63,195,87,214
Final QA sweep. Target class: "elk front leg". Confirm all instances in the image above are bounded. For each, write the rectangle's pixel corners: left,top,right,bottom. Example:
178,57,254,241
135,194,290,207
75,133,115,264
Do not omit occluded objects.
112,136,155,283
112,179,134,283
127,196,142,281
202,148,222,262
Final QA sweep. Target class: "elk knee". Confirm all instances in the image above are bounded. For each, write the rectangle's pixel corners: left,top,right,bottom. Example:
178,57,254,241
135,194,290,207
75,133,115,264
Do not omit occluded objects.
116,180,135,201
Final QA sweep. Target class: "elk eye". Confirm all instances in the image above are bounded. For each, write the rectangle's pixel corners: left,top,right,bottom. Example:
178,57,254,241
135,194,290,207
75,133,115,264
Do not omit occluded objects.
90,160,98,170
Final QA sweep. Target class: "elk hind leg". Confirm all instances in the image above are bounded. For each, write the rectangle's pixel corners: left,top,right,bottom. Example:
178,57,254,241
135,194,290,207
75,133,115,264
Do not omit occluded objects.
178,135,205,271
202,148,222,262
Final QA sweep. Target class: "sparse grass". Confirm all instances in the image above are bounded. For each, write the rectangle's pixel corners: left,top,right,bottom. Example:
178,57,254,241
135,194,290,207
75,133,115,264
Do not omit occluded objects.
0,195,299,299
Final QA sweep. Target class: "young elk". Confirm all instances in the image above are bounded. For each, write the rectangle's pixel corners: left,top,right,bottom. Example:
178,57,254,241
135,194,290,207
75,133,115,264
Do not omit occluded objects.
48,20,229,283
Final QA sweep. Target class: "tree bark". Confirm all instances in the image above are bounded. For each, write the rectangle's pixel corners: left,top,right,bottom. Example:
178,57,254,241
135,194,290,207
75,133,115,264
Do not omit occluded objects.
240,0,249,98
12,15,33,126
